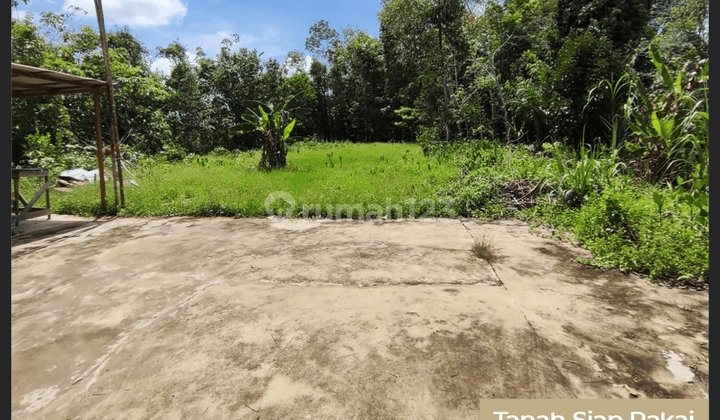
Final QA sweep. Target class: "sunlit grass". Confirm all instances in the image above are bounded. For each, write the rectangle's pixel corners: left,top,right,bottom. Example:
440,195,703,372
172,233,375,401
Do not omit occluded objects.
51,142,460,219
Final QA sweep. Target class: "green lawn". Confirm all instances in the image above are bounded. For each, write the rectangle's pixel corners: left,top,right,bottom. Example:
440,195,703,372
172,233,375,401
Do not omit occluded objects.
51,142,459,219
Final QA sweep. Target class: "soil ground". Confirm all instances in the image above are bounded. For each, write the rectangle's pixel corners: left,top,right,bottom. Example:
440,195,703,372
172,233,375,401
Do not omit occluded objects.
11,215,709,419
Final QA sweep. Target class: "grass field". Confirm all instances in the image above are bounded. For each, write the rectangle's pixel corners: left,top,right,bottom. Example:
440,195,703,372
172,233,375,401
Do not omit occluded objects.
50,142,459,219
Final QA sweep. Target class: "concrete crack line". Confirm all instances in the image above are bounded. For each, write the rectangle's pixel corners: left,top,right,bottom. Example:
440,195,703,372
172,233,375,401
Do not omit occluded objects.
458,219,578,398
72,280,222,394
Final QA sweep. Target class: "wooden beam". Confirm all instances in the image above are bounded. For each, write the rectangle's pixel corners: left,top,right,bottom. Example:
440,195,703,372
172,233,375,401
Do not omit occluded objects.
22,180,49,214
12,66,108,88
95,0,125,208
12,208,53,226
11,63,108,99
93,91,107,212
12,168,50,179
45,172,51,220
13,88,103,98
13,171,20,215
11,80,58,88
11,172,52,226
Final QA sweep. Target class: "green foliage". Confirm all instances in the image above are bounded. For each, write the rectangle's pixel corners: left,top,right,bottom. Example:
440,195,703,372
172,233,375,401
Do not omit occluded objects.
305,19,341,63
671,171,709,230
546,31,625,146
380,0,470,142
522,185,708,283
329,32,391,142
160,142,187,163
545,142,626,207
555,0,651,50
649,0,709,68
19,129,98,180
548,144,600,207
428,139,550,217
584,74,631,150
624,44,709,183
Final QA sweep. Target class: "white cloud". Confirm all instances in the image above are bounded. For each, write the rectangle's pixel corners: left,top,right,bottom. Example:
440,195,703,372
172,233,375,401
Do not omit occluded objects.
199,31,238,48
286,55,313,76
151,52,198,75
13,9,32,21
151,56,172,75
284,55,313,77
62,0,187,28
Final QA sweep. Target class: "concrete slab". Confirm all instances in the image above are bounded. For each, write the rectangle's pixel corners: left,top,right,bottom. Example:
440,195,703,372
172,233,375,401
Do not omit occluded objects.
463,218,709,399
11,215,709,419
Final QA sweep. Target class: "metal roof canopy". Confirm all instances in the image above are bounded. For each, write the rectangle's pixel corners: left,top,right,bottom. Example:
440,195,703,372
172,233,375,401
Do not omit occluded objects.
11,62,111,212
11,62,108,98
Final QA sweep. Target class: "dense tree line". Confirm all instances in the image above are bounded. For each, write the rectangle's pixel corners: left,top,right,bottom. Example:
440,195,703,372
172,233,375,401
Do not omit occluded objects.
11,0,709,166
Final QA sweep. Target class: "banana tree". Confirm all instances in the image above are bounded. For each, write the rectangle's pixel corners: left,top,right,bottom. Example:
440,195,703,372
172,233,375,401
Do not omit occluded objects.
229,94,310,170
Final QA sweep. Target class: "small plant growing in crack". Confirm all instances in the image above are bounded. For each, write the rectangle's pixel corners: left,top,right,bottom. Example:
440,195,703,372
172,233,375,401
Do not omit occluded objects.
472,234,500,263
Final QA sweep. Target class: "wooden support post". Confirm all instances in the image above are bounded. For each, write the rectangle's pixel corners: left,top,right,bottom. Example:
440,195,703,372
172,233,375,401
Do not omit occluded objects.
13,171,20,215
94,0,125,208
93,90,107,213
45,171,50,220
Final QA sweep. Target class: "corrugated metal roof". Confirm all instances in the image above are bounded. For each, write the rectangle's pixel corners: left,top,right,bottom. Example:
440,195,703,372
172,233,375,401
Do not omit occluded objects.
11,62,108,98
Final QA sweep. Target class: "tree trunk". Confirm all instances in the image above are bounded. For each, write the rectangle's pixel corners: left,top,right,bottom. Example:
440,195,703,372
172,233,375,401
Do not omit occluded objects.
439,24,450,142
488,54,510,141
259,132,287,171
489,89,495,142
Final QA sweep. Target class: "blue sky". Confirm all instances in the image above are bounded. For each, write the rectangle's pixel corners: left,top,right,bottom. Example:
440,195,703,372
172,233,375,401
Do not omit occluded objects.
13,0,384,75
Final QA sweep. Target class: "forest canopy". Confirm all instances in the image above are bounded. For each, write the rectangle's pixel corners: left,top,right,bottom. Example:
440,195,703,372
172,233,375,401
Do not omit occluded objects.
11,0,709,176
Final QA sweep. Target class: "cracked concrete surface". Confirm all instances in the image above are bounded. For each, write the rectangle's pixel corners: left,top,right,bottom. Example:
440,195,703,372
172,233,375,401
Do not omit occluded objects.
11,216,709,419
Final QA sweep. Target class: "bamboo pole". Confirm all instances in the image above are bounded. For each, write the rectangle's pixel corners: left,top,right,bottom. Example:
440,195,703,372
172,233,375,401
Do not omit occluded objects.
92,90,107,212
94,0,125,208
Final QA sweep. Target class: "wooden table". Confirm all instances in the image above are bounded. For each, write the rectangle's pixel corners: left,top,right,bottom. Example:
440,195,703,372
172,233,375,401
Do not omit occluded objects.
12,168,52,227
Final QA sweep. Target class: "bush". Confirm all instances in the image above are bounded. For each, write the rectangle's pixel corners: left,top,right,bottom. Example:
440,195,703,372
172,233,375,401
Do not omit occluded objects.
21,129,98,179
160,142,187,163
521,185,708,283
210,146,232,157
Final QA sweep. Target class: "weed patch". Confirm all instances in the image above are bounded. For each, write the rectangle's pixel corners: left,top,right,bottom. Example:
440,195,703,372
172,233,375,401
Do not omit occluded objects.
471,235,501,263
